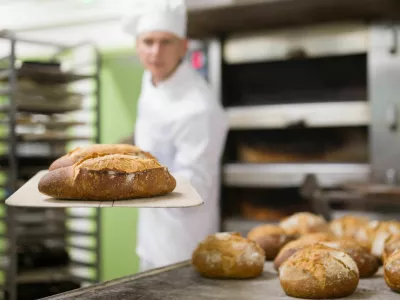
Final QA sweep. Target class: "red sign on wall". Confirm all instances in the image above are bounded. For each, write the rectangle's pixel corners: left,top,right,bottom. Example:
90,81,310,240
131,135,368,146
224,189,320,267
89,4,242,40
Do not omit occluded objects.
191,50,205,69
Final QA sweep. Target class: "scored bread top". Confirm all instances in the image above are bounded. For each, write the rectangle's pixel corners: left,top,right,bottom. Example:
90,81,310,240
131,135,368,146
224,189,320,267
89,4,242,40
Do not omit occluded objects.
75,153,163,174
281,244,359,281
384,234,400,261
69,144,153,160
329,215,369,238
49,144,156,171
279,212,330,236
194,232,265,266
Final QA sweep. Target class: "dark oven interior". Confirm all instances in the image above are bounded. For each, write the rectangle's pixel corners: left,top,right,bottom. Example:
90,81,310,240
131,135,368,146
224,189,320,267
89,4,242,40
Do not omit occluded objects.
221,53,369,230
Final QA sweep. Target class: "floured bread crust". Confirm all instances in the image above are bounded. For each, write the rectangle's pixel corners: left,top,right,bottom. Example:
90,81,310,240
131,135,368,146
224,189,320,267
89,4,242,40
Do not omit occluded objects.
273,232,335,271
247,224,295,260
279,212,331,237
279,244,359,299
384,249,400,293
192,232,265,279
39,153,176,200
49,144,155,171
318,239,379,278
329,215,369,241
383,234,400,264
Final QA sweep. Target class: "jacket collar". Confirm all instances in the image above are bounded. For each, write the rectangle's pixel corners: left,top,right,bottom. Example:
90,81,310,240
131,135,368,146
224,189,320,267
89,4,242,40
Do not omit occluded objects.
147,60,191,91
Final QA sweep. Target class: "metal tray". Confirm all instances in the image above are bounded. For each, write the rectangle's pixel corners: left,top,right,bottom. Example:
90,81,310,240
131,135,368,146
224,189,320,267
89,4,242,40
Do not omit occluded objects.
42,261,397,300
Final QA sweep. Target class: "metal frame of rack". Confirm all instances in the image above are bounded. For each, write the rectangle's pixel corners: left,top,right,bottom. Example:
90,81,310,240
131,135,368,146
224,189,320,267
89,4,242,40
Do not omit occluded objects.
0,30,102,300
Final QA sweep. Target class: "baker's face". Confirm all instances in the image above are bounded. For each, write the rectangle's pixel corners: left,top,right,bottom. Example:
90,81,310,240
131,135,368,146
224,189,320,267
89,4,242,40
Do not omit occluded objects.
136,31,188,82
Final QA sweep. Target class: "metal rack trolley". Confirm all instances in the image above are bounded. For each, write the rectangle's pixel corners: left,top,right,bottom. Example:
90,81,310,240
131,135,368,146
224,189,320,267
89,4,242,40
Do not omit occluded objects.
0,30,102,300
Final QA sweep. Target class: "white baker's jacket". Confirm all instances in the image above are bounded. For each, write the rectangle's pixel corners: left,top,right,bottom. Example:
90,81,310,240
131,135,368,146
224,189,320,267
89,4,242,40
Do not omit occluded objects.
134,61,228,268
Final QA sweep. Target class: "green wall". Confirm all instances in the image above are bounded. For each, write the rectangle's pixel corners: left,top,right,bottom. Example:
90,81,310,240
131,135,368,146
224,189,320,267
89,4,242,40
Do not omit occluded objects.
99,49,144,281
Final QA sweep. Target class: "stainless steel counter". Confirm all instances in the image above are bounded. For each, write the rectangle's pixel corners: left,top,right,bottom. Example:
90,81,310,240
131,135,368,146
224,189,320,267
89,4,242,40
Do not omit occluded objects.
43,261,397,300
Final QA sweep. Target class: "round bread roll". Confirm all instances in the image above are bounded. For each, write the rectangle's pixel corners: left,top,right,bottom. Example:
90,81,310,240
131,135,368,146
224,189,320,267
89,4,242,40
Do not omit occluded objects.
318,239,379,278
279,244,359,299
384,249,400,293
355,220,400,254
329,215,369,240
370,221,400,259
247,224,295,260
383,234,400,264
192,232,265,279
279,212,331,237
273,232,335,271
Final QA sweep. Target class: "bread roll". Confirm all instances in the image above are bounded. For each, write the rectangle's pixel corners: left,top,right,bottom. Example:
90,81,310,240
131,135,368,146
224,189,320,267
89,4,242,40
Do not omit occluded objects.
49,144,155,171
383,234,400,264
247,224,295,260
273,232,334,271
39,154,176,200
384,249,400,293
318,239,379,278
370,221,400,259
192,232,265,279
279,244,359,299
329,215,369,240
279,212,331,237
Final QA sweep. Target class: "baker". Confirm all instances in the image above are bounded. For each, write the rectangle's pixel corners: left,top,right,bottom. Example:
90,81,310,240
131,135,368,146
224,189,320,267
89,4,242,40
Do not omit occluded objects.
122,0,228,271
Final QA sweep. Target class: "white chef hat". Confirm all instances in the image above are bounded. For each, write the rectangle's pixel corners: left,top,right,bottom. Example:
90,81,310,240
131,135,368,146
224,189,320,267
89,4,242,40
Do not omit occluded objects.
122,0,187,39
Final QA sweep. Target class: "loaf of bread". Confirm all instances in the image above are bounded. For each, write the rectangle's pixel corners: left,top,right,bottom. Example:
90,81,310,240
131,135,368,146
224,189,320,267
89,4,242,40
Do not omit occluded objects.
273,232,334,271
384,249,400,293
279,212,331,237
38,153,176,200
318,239,379,278
247,224,295,260
329,215,369,240
370,221,400,259
192,232,265,279
279,244,359,299
383,234,400,264
49,144,155,171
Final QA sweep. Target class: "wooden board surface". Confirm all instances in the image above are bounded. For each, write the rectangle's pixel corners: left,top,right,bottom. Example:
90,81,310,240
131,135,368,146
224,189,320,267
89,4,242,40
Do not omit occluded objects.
42,261,397,300
5,170,204,208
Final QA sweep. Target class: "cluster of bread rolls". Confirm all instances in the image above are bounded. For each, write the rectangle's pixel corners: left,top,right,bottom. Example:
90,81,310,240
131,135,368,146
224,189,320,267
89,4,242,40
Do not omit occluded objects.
38,144,176,200
192,212,400,298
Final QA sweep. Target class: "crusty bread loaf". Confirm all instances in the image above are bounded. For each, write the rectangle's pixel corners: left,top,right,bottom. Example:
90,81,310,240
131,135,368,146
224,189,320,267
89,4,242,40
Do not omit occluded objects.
273,232,335,271
279,212,331,237
39,153,176,200
192,232,265,279
279,244,359,299
329,215,369,240
370,221,400,260
318,239,379,278
247,224,295,260
49,144,155,171
383,234,400,264
384,249,400,293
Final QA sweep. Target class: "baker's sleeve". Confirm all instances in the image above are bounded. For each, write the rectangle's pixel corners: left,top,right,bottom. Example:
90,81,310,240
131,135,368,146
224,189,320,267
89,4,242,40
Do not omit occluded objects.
170,110,221,203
